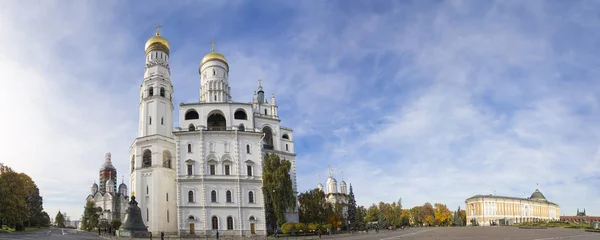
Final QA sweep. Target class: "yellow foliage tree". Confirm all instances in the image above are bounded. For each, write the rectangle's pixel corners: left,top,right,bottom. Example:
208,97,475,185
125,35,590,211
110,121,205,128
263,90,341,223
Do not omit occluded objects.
433,203,452,226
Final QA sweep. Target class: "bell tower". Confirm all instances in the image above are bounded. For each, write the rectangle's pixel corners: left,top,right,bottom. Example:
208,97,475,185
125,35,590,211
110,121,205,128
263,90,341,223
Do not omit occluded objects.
199,40,231,103
129,26,177,234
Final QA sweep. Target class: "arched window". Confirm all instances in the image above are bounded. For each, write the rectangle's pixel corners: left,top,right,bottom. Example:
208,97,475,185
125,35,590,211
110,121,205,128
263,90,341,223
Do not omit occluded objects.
212,216,218,230
149,116,152,125
238,124,245,132
246,165,253,177
163,150,172,169
286,144,289,151
264,109,267,115
249,191,254,203
142,150,152,168
188,215,195,220
224,164,230,176
213,69,216,76
188,190,194,203
207,112,226,131
184,110,199,120
209,164,216,175
227,217,233,230
226,191,232,203
149,87,154,96
187,144,192,153
262,126,274,149
282,134,290,140
246,144,251,154
211,190,217,202
189,124,195,131
234,109,247,120
187,164,193,176
161,117,164,125
160,87,165,97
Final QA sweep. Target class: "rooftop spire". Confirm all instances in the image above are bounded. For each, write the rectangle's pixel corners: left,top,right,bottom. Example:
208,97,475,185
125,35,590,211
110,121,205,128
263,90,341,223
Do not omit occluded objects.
210,40,215,52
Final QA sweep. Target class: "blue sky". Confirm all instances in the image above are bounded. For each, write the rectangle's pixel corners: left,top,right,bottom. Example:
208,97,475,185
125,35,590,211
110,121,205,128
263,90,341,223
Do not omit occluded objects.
1,0,600,219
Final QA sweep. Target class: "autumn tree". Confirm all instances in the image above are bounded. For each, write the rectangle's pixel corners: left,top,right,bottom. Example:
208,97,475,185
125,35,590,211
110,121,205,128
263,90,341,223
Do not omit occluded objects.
459,209,466,226
262,153,296,230
298,188,331,224
421,203,435,226
400,210,410,226
409,206,422,226
433,203,452,226
55,211,65,228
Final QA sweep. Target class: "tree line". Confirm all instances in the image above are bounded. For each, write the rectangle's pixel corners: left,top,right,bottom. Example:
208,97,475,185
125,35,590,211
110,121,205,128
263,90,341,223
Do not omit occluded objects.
0,164,51,230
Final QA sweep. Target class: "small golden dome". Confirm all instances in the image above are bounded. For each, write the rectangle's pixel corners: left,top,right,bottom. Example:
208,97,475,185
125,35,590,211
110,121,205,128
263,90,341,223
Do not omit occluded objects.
145,32,170,55
201,50,228,67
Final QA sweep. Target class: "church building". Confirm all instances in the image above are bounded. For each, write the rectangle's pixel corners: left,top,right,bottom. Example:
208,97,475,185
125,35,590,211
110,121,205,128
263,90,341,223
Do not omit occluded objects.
86,153,129,223
129,28,298,237
317,168,350,219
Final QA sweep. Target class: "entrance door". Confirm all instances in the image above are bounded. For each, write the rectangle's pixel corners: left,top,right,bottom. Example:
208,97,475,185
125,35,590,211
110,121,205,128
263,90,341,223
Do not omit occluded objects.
250,223,255,234
190,223,195,235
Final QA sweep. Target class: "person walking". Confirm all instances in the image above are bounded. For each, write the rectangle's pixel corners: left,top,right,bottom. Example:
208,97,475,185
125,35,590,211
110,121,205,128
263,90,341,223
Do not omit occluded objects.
216,230,219,239
161,231,164,240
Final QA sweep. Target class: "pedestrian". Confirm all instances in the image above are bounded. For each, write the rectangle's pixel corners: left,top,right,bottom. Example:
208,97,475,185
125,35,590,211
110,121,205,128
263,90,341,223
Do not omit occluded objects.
318,229,321,238
150,231,152,239
161,231,164,240
98,228,101,235
216,230,220,239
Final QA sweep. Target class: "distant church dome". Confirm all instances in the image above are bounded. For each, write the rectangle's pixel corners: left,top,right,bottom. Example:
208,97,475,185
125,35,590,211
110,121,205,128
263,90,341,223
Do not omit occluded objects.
106,179,115,186
530,189,546,201
145,29,170,55
100,152,116,170
91,182,98,190
119,182,127,190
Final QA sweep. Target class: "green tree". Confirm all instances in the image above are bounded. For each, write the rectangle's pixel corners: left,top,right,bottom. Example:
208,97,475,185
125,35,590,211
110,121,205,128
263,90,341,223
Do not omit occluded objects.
0,166,29,230
409,206,422,226
81,200,99,231
20,173,44,227
298,188,332,224
459,209,466,226
365,204,379,223
111,220,122,230
262,153,296,230
421,203,435,226
55,211,65,228
452,207,464,226
356,206,366,228
40,211,51,227
346,185,357,229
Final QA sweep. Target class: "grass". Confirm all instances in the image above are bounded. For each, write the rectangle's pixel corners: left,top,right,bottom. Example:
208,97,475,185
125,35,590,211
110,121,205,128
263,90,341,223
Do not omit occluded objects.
0,225,46,233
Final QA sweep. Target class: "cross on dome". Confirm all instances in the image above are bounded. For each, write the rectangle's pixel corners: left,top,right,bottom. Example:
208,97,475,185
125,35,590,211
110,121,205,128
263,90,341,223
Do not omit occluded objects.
210,40,215,51
154,25,163,36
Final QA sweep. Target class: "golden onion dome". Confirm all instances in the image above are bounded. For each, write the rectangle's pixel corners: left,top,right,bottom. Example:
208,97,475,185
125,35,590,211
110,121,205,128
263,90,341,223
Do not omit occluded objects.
201,50,228,68
145,31,170,55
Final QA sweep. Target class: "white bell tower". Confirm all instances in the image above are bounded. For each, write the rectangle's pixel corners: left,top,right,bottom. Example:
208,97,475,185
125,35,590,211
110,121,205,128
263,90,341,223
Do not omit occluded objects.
199,40,231,103
129,25,177,234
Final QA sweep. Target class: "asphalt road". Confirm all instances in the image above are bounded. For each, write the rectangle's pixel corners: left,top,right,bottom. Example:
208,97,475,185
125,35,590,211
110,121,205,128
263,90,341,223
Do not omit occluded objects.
0,227,102,240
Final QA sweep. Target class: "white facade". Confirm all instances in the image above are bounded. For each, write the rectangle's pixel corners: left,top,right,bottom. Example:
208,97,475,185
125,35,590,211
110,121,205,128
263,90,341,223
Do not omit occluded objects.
131,31,298,237
319,169,350,219
129,30,177,234
86,153,129,223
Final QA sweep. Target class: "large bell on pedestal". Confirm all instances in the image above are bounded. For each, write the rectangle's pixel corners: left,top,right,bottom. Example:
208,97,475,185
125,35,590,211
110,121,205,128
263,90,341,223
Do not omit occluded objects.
118,195,151,237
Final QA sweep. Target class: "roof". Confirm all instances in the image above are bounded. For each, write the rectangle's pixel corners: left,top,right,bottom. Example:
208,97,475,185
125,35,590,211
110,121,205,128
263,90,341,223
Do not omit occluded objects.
530,189,546,200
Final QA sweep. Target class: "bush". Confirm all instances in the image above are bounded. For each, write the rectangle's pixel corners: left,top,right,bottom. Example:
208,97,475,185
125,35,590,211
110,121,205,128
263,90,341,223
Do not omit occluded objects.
281,222,295,234
295,223,307,232
308,223,318,231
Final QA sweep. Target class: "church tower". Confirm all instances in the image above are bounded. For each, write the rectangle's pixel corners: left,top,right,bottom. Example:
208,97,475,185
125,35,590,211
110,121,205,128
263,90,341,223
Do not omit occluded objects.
129,26,177,234
199,41,231,103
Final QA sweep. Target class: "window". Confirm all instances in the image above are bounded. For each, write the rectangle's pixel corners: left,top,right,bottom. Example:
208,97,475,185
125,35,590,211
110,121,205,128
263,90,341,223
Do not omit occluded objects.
214,95,217,101
149,87,154,96
211,190,217,202
163,150,172,169
227,217,233,230
249,191,254,203
264,109,267,115
143,150,152,167
286,144,289,151
189,124,195,131
146,185,149,195
184,110,199,120
207,112,226,131
130,155,135,173
161,117,164,125
167,210,169,223
187,165,193,176
282,134,290,140
226,191,232,203
247,165,253,176
212,216,218,230
210,164,216,175
147,208,149,222
234,110,247,120
225,165,230,175
246,145,251,154
166,193,169,202
213,69,216,76
187,144,192,153
149,116,152,125
238,124,245,131
188,190,194,203
160,87,165,97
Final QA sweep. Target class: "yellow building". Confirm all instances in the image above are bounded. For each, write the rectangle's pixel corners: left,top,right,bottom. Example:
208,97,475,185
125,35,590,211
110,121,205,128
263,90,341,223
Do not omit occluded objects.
465,189,560,226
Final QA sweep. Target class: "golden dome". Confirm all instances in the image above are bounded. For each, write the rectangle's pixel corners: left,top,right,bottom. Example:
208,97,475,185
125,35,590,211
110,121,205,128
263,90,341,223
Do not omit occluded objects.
200,50,228,67
145,32,170,55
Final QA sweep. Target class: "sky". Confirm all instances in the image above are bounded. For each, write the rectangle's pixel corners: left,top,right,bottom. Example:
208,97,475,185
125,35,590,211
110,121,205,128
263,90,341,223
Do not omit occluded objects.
1,0,600,220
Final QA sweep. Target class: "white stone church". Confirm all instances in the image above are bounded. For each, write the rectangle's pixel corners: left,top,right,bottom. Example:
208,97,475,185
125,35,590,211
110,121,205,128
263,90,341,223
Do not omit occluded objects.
128,29,298,237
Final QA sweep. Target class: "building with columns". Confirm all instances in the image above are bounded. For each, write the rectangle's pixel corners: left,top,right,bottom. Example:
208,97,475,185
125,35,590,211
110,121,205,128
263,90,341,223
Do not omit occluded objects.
465,189,560,226
130,28,298,237
86,153,129,223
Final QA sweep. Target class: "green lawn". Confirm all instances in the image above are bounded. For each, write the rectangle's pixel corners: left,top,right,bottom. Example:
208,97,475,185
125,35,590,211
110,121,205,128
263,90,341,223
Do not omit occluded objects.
0,225,46,233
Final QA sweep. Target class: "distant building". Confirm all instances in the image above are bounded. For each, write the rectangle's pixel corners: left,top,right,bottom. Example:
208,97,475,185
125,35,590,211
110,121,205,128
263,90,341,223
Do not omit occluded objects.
465,189,560,226
86,153,129,223
560,208,600,223
317,167,350,220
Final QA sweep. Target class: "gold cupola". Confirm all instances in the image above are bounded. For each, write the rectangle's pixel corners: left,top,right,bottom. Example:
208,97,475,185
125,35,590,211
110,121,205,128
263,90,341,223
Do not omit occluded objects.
200,40,228,70
145,26,170,55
